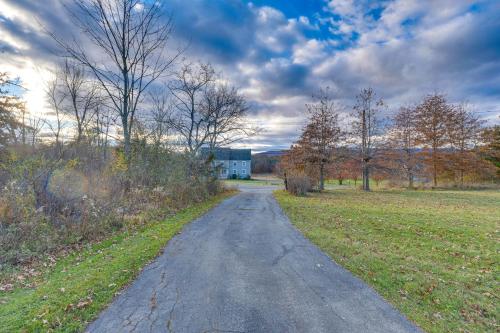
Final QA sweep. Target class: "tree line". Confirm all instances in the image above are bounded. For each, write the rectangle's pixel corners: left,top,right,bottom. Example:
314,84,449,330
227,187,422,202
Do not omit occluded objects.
279,88,499,194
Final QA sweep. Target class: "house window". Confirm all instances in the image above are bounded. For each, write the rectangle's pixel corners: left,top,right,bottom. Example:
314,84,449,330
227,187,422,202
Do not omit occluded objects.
233,161,237,166
241,169,246,175
242,161,246,167
233,169,237,175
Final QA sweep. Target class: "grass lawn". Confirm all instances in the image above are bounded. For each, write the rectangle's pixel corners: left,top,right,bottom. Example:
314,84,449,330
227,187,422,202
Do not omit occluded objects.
274,189,499,333
0,192,233,332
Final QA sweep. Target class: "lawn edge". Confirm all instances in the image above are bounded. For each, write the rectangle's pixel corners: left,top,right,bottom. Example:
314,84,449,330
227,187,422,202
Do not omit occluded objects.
271,189,426,331
0,190,236,332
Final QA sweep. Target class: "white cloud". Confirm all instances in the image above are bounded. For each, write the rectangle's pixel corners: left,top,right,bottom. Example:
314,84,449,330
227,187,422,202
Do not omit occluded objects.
1,0,499,151
292,39,327,65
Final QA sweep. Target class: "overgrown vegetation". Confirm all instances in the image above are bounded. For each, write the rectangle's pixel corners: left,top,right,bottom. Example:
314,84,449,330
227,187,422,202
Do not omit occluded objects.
0,192,233,332
0,143,221,268
0,0,250,304
275,189,499,333
0,0,253,271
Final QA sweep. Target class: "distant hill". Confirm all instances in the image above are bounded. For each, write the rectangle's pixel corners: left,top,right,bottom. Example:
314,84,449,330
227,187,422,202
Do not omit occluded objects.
252,150,286,173
254,150,287,157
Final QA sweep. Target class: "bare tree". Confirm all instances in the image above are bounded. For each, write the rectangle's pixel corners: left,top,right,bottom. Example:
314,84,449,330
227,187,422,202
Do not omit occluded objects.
205,84,250,149
390,106,419,188
45,75,67,152
28,116,44,147
52,0,178,161
352,88,384,191
168,63,252,155
449,102,484,186
168,63,216,154
414,93,454,187
58,60,100,143
298,88,343,191
90,105,115,159
148,89,172,148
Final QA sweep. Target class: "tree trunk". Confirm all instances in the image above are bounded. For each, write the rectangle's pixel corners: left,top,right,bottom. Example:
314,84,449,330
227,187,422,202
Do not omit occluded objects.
460,150,465,187
77,123,83,144
319,163,325,191
338,179,343,185
408,172,414,189
433,160,438,187
123,125,131,162
432,148,438,187
362,160,370,191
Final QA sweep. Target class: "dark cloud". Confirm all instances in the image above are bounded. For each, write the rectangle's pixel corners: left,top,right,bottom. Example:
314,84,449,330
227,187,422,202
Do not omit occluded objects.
0,0,499,151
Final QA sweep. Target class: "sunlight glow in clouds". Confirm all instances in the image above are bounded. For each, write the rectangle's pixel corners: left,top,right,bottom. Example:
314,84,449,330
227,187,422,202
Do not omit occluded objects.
0,0,499,151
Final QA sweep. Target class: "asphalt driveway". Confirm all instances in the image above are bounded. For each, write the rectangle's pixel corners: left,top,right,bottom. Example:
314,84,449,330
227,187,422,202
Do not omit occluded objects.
87,185,421,333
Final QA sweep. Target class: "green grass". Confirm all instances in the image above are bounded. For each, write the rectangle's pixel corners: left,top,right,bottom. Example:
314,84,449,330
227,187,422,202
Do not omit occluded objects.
274,189,499,333
0,192,233,332
324,178,390,189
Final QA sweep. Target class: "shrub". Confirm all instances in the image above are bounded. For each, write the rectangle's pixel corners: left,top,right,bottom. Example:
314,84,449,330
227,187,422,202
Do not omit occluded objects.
286,174,312,196
0,142,224,269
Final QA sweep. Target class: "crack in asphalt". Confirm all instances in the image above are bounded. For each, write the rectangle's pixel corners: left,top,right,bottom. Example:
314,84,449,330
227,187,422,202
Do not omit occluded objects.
86,185,422,333
166,287,180,333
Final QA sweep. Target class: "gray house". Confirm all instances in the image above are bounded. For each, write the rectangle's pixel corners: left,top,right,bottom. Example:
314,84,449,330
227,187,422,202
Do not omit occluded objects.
202,148,251,179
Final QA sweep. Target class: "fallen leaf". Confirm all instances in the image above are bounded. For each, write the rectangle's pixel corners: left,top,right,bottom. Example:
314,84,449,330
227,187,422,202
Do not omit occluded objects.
76,299,92,309
0,284,14,292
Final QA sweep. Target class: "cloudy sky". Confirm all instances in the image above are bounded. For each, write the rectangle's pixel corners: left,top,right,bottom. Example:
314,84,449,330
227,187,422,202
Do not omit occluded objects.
1,0,499,151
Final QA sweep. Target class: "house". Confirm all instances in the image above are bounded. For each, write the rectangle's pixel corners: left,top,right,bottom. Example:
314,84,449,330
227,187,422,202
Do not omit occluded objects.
201,148,251,179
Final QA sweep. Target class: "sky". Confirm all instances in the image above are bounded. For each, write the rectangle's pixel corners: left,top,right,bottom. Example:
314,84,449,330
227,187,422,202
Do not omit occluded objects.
1,0,499,151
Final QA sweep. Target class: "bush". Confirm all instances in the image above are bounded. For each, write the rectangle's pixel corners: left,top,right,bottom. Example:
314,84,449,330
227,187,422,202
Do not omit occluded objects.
0,142,224,268
286,174,312,196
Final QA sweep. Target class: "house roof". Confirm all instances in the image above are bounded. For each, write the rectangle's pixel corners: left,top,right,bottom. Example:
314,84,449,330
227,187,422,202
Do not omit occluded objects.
201,148,251,160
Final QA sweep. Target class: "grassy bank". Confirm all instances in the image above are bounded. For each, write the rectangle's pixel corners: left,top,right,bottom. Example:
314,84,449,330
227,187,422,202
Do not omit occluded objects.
274,189,499,333
0,191,233,332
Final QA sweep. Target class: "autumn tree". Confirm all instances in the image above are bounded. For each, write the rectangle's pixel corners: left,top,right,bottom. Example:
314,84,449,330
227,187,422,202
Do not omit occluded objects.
352,88,384,191
278,144,312,192
414,94,454,187
480,124,500,177
327,159,349,185
53,0,178,162
298,89,342,191
343,156,362,186
448,103,484,186
389,106,419,188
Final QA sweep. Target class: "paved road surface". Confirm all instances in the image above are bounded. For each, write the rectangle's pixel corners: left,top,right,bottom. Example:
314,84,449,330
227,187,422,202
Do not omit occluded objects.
87,185,421,333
